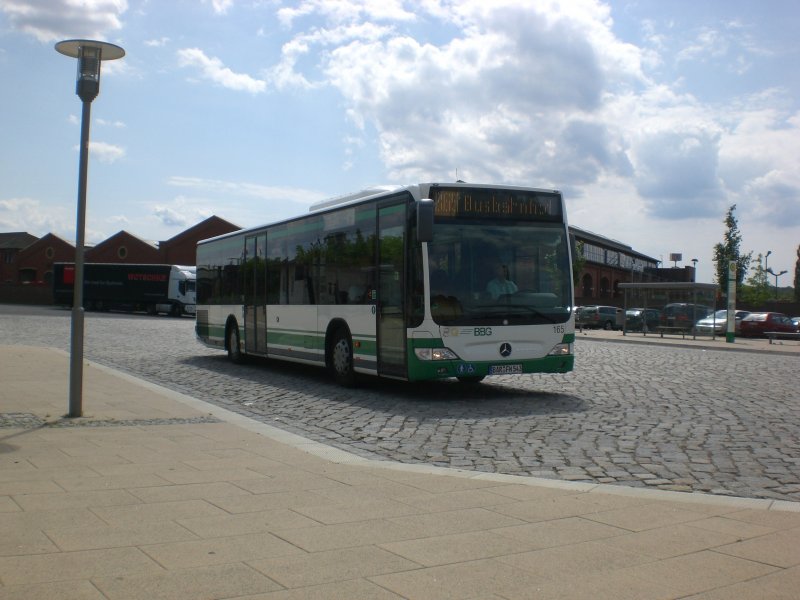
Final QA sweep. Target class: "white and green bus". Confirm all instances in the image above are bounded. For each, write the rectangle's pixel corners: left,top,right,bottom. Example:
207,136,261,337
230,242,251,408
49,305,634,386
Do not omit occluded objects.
195,183,575,385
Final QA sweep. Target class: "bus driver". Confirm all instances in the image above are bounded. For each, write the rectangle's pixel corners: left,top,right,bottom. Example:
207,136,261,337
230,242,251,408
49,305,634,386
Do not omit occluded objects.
487,264,518,299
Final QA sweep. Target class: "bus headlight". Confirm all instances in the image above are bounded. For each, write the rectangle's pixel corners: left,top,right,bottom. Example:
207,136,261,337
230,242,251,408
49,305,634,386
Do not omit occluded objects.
548,343,572,356
414,347,460,361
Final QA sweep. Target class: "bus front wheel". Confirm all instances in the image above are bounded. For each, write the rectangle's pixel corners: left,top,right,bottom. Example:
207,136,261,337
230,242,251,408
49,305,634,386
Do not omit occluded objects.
330,329,356,386
227,323,244,364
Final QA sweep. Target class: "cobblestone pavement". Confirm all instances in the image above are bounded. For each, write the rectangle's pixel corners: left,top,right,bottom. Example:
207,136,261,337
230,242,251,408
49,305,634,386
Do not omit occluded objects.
2,305,798,502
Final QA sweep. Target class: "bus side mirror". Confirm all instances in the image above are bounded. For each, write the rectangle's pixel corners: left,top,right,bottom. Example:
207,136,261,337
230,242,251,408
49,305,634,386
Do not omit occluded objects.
416,198,434,243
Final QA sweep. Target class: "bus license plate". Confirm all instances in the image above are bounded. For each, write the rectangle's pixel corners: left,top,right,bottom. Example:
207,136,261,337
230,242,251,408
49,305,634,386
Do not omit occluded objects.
489,364,522,375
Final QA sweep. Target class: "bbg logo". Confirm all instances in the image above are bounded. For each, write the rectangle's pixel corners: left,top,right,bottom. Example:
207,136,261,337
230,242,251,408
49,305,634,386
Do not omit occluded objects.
473,327,492,336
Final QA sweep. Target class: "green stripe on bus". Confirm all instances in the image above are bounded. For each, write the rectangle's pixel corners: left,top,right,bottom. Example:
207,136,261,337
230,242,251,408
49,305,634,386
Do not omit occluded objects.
266,328,376,356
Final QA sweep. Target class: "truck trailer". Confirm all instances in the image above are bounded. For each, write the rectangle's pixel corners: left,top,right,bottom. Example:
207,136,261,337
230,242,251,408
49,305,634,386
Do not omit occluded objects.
53,263,196,316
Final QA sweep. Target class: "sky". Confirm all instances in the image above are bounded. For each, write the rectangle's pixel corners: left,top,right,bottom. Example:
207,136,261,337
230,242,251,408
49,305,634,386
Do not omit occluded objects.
1,0,799,285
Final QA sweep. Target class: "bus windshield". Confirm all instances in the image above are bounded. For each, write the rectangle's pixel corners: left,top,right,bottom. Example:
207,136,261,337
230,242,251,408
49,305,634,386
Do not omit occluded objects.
427,220,572,326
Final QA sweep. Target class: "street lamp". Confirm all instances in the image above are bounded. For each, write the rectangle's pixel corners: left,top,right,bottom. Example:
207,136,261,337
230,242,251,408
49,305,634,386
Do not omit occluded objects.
766,268,788,300
765,250,772,273
691,258,698,282
56,39,125,418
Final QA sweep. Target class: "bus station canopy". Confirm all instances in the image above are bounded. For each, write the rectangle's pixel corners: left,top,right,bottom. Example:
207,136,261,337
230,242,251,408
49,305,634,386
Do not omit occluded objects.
618,282,720,338
618,282,718,293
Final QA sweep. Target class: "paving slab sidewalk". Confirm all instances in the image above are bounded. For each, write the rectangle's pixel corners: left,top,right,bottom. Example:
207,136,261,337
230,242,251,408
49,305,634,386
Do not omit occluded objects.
1,345,799,600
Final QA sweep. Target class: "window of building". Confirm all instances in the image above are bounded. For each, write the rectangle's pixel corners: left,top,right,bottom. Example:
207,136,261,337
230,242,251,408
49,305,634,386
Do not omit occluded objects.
19,268,36,283
581,273,593,298
118,246,128,259
583,243,604,263
599,277,611,296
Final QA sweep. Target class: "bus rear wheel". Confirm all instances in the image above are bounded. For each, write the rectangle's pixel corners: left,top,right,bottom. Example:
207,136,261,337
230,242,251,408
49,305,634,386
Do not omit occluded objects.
227,323,244,364
330,329,356,386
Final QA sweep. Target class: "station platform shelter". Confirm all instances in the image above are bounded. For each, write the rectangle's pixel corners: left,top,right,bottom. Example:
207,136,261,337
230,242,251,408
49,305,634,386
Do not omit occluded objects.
618,282,720,339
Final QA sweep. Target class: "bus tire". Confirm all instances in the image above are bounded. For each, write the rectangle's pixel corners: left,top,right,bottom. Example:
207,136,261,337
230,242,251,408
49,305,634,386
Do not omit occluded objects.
227,322,244,364
330,328,356,386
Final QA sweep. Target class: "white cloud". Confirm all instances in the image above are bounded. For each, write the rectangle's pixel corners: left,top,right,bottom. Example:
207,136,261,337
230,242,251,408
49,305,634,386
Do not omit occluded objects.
0,197,71,237
0,0,128,43
153,205,189,227
303,0,643,186
277,0,415,28
177,48,267,94
207,0,233,15
167,176,325,205
676,27,729,63
75,141,125,163
150,184,329,237
632,129,724,218
262,0,799,229
96,118,126,128
144,37,170,47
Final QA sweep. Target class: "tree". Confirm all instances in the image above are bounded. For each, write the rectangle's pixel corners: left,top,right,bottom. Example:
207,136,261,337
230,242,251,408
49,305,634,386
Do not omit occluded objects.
712,205,752,298
741,253,770,306
795,244,800,302
572,239,586,289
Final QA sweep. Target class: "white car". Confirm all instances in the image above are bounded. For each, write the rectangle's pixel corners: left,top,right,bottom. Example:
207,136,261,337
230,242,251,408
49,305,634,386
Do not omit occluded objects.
695,309,750,335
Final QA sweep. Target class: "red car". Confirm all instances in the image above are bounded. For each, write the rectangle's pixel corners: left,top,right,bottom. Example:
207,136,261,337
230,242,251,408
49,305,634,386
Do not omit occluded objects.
739,312,799,338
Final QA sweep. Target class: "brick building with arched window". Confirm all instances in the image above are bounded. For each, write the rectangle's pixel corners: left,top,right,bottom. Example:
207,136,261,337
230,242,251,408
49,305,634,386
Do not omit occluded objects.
571,226,677,305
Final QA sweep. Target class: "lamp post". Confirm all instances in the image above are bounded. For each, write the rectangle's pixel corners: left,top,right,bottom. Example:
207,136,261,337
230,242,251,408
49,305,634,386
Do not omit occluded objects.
765,250,772,273
56,39,125,418
766,268,787,300
691,258,698,282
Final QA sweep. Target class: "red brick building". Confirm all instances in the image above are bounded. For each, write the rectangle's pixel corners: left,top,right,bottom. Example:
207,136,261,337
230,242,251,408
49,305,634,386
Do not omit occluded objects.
0,216,241,304
84,231,162,264
571,226,664,304
159,216,240,265
15,233,75,286
0,232,38,284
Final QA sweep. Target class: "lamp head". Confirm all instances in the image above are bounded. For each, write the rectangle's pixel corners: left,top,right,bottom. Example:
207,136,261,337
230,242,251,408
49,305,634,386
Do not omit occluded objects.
55,40,125,103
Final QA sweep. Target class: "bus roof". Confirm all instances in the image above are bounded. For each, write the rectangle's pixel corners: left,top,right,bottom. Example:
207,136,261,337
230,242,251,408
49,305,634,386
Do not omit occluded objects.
308,185,405,212
197,182,562,247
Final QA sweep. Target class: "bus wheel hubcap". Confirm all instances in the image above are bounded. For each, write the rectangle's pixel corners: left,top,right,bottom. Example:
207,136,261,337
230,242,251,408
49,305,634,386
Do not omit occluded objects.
333,340,349,373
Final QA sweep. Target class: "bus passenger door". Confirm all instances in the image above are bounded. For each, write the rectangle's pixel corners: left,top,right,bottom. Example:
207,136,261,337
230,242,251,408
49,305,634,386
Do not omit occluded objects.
243,234,267,354
377,203,407,377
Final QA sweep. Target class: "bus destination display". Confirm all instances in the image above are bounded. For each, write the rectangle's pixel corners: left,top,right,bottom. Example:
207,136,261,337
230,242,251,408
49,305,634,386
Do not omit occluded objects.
432,188,562,220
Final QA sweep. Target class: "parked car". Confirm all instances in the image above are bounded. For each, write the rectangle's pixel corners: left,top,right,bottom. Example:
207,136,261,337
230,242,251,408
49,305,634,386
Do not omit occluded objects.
695,309,750,335
792,316,800,328
739,312,799,338
625,308,661,332
660,303,714,331
578,305,623,330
